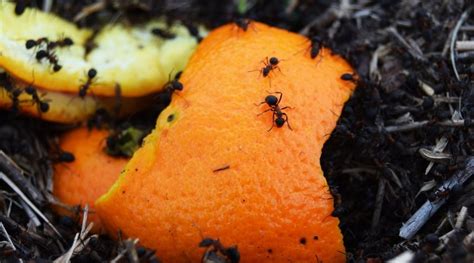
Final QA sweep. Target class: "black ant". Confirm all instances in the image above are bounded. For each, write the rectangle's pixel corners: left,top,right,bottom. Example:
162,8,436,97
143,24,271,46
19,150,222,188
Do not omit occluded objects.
428,187,450,203
256,92,292,131
252,57,281,78
309,36,324,59
151,28,175,39
24,86,49,113
165,71,183,93
199,238,240,263
15,0,27,15
79,68,98,98
25,37,49,50
341,73,356,82
234,18,252,31
35,50,62,72
184,22,203,42
0,73,23,113
46,37,74,50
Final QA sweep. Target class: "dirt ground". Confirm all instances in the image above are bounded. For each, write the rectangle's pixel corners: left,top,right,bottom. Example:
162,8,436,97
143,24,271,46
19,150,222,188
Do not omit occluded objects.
1,0,474,262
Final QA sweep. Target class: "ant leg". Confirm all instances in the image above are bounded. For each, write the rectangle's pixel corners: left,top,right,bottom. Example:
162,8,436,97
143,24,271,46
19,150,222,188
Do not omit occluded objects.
280,106,294,110
267,112,276,132
254,100,267,106
257,108,273,116
274,92,283,104
282,113,292,130
261,56,269,66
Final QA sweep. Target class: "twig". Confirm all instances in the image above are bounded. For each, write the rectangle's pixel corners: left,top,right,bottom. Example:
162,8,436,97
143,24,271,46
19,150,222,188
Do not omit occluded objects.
455,206,468,229
387,27,427,62
399,157,474,239
371,178,386,234
385,119,465,133
450,8,471,81
0,222,16,251
20,200,41,227
73,0,106,22
42,0,52,12
0,150,45,205
456,41,474,51
385,121,430,133
0,171,62,238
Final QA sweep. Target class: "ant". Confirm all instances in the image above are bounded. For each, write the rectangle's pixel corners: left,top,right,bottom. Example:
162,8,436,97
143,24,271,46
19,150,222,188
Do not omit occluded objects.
308,36,324,59
428,187,450,203
35,50,62,72
151,28,175,39
25,37,49,50
165,71,183,93
24,86,49,113
341,73,357,82
78,68,98,98
184,22,203,42
0,73,23,113
199,238,240,263
251,57,282,78
46,37,74,50
234,18,252,31
256,92,292,131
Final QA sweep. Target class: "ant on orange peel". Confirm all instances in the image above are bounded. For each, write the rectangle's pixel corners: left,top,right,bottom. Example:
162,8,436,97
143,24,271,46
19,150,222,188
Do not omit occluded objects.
256,92,292,131
93,22,357,262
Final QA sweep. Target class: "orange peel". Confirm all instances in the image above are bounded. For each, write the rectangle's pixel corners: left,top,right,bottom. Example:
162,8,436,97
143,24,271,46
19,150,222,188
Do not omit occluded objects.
95,22,357,262
53,127,129,231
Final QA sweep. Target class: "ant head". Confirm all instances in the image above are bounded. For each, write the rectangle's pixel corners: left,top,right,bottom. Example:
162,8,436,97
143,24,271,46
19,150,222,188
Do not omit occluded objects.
341,73,353,81
25,40,36,49
88,68,97,79
265,95,278,106
53,64,62,72
36,50,48,60
311,36,322,43
39,101,50,113
25,86,36,95
172,81,184,91
269,57,279,65
198,238,215,248
63,37,74,46
275,117,285,127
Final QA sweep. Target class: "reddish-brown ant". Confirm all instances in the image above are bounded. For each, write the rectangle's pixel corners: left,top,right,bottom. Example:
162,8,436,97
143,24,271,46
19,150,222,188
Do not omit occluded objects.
257,92,292,131
35,49,62,72
199,238,240,263
24,86,49,113
78,68,98,98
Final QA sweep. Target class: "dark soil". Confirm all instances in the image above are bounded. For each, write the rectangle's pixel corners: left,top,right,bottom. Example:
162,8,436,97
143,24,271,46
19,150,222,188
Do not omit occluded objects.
1,0,474,262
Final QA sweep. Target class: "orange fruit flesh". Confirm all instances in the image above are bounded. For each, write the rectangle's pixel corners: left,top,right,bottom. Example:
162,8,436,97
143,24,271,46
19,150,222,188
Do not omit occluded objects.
96,22,356,262
53,128,128,231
